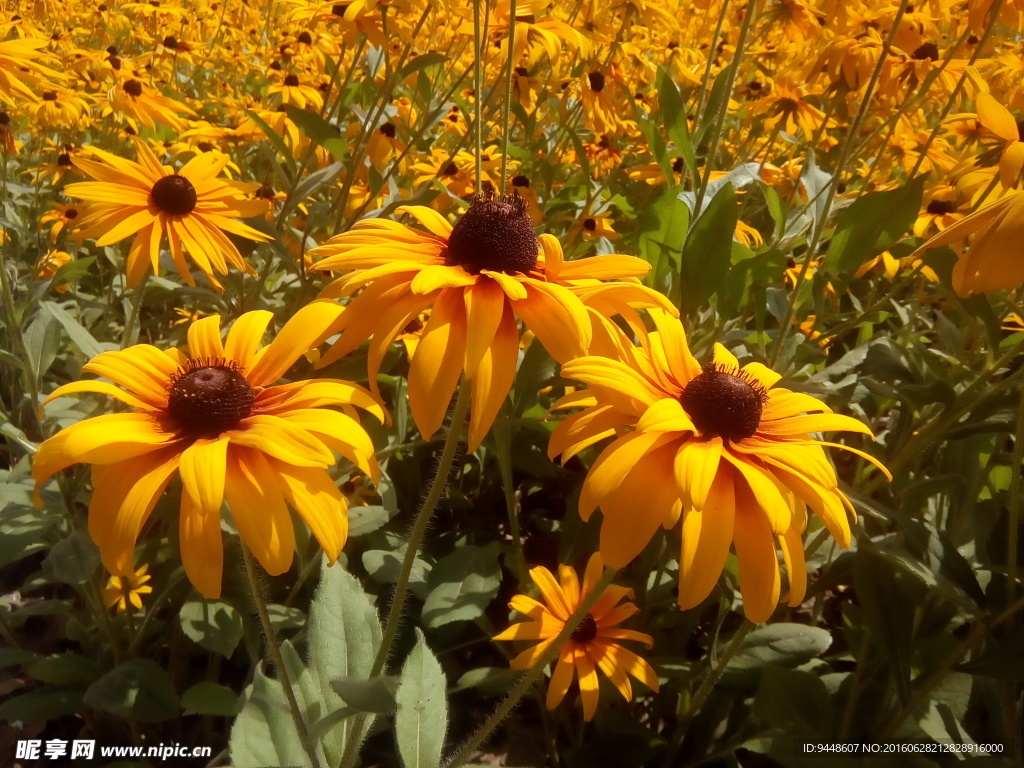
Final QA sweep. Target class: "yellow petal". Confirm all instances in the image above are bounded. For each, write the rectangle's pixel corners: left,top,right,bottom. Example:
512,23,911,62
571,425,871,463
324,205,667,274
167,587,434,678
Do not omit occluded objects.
515,280,591,363
271,458,348,563
397,205,453,239
246,300,345,387
674,437,722,511
579,431,675,521
530,565,571,620
977,92,1019,142
467,303,518,451
678,465,736,610
779,525,808,607
575,648,600,721
547,404,631,463
408,287,467,441
231,413,335,467
41,380,153,413
410,264,477,294
636,397,696,434
545,650,576,710
224,448,296,576
732,481,782,623
224,311,274,371
723,452,792,535
463,278,506,378
180,494,225,599
757,413,873,437
712,343,739,370
276,408,380,483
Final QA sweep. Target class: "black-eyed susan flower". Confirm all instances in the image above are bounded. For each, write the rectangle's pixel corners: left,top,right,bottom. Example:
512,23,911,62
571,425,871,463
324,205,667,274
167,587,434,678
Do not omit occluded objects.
494,553,658,722
66,140,272,290
41,203,84,242
549,311,890,623
32,302,382,599
910,190,1024,296
105,75,194,130
103,564,153,612
309,192,675,451
0,36,63,106
35,249,74,291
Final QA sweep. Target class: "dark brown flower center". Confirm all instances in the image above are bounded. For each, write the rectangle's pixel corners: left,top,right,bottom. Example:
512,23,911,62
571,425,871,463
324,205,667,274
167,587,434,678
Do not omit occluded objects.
168,362,255,437
58,152,73,166
570,614,598,643
379,122,396,138
583,218,597,231
284,74,300,87
162,36,178,49
444,193,538,275
332,3,349,16
587,71,605,92
151,174,198,216
672,157,684,173
512,174,530,188
123,79,143,97
42,91,58,101
912,42,939,61
680,363,768,441
65,208,78,220
298,31,313,44
441,160,459,176
926,199,957,215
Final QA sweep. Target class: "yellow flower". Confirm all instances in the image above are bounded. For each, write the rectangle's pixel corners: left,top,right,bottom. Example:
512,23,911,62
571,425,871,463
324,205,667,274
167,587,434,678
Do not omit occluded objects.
309,193,674,451
35,249,74,291
550,311,890,623
105,76,195,130
266,72,325,111
0,36,63,106
494,553,658,722
32,303,382,599
103,564,153,612
41,203,85,242
66,140,272,290
973,92,1024,189
910,190,1024,296
27,89,91,130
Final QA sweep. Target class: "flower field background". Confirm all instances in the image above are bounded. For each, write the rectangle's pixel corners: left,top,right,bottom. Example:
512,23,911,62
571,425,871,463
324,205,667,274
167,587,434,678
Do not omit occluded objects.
2,0,1024,766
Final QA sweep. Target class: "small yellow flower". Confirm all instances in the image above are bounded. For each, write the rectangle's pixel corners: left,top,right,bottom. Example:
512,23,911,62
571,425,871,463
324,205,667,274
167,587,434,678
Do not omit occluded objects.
103,564,153,612
494,553,658,721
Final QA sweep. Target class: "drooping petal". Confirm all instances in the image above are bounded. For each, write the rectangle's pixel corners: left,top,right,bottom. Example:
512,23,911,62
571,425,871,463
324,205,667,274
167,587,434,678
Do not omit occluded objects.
674,437,723,511
678,465,736,611
530,565,571,620
467,302,518,451
179,494,225,599
579,431,676,521
575,647,601,721
271,459,349,563
545,648,577,710
779,525,808,607
178,437,229,516
224,447,296,576
732,480,782,623
463,278,506,378
408,287,467,441
230,414,334,467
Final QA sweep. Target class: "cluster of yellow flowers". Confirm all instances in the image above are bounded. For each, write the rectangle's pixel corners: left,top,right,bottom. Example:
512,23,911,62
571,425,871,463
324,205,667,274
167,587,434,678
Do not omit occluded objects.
6,0,1023,721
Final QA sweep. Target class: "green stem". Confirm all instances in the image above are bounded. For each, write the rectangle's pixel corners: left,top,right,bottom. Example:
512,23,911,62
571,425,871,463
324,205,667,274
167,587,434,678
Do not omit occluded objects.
1006,379,1024,609
494,413,527,582
689,0,758,226
499,0,516,193
371,382,472,677
241,544,322,768
121,275,148,349
472,0,485,193
443,567,619,768
769,0,911,368
692,0,730,127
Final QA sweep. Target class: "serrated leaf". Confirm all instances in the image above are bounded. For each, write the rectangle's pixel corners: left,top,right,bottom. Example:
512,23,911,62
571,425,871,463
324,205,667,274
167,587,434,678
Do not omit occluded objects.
395,629,447,768
421,542,502,627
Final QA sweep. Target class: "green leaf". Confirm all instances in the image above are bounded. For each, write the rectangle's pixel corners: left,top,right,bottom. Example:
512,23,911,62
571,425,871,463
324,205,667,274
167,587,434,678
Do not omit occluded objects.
179,600,244,658
348,505,394,537
0,688,85,723
696,68,731,148
679,182,738,313
181,682,240,716
284,162,344,221
230,661,308,768
42,301,107,358
395,629,447,768
397,52,448,80
28,653,102,686
722,623,833,687
24,310,60,389
245,109,297,174
41,530,99,585
0,648,36,669
84,660,180,722
330,675,398,714
655,66,696,183
284,104,343,146
453,666,516,696
421,542,502,627
266,603,306,633
825,175,926,275
307,559,383,764
753,667,832,735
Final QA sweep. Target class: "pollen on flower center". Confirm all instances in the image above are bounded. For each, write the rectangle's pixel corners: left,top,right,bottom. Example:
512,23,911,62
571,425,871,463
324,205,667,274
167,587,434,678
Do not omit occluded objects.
123,79,143,97
570,614,598,643
168,362,255,437
680,363,768,441
150,174,198,216
444,192,538,275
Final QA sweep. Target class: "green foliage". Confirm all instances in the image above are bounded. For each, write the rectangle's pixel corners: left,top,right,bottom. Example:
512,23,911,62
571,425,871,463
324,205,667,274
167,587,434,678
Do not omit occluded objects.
395,630,448,768
179,599,245,658
421,542,502,627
